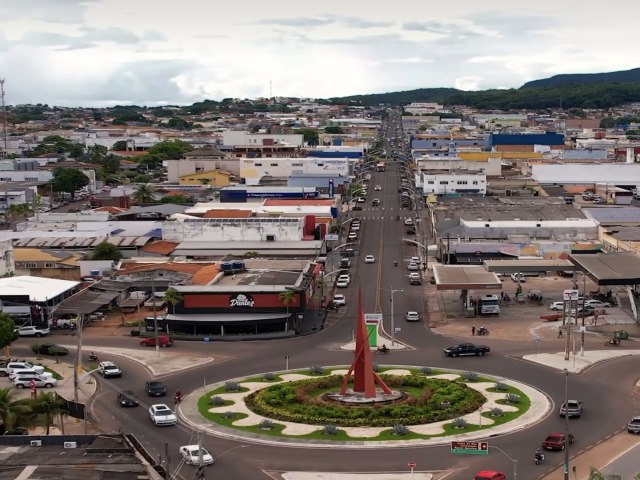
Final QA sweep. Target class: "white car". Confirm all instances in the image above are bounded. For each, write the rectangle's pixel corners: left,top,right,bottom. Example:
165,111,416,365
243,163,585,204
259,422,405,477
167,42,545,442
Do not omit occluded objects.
356,197,366,203
407,262,419,271
347,232,358,241
332,294,347,306
510,273,526,283
98,361,122,378
410,256,420,264
374,185,382,191
364,255,375,263
179,445,214,465
338,274,351,284
14,375,57,389
584,299,611,308
336,279,349,288
549,301,565,311
404,218,414,226
148,404,177,426
405,311,420,322
16,326,50,337
350,224,360,231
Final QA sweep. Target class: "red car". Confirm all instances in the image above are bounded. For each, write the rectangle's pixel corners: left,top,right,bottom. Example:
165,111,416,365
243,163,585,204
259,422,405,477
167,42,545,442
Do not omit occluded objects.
542,432,575,450
474,471,506,480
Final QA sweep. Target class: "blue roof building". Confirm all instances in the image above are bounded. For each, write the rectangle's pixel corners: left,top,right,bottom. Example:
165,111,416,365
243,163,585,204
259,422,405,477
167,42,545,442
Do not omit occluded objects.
490,132,565,148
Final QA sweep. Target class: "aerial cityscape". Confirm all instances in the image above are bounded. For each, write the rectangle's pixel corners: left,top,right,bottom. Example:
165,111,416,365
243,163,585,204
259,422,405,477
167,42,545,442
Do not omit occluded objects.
2,2,640,480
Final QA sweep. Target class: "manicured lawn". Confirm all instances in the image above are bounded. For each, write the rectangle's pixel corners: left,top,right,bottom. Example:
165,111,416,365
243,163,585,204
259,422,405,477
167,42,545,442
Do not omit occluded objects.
197,390,236,421
44,367,63,380
208,384,250,395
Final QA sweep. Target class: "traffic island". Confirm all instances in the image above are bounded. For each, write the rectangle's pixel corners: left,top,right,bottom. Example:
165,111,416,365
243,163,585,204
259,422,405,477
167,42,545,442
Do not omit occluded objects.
183,366,549,448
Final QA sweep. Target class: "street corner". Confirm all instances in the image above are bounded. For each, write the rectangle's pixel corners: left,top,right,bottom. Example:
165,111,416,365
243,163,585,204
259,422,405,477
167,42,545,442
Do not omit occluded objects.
521,349,640,374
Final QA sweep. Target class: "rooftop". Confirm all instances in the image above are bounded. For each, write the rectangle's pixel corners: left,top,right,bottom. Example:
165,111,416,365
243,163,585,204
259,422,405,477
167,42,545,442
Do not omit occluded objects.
216,268,302,287
0,276,79,302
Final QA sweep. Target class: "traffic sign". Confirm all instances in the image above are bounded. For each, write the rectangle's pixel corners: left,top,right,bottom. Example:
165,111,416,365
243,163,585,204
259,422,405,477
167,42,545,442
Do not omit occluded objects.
408,461,416,468
563,289,580,301
450,441,488,455
325,234,339,241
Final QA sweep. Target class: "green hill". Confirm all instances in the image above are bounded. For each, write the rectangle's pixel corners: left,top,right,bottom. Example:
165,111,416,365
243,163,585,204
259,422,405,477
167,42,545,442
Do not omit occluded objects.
521,67,640,89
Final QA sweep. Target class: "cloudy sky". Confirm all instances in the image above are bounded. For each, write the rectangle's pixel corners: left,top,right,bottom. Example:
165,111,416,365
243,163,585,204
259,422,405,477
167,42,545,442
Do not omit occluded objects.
1,0,638,107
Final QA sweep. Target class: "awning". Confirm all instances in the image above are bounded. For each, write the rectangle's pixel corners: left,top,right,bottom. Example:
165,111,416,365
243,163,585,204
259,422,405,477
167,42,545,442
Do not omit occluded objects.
165,313,289,323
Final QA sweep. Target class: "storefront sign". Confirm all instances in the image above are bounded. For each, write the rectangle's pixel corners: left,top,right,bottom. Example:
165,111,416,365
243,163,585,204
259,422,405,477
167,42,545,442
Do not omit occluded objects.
229,293,255,308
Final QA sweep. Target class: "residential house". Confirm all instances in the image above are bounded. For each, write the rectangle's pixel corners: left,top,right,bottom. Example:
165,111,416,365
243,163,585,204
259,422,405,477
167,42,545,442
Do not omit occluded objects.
14,248,85,280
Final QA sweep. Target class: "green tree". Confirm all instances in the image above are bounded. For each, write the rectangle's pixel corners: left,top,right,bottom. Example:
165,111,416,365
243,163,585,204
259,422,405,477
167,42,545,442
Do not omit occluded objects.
99,155,121,174
279,290,296,318
163,288,183,314
160,195,190,204
134,184,155,204
111,140,128,151
52,168,89,197
0,388,32,433
324,126,343,134
91,242,122,261
0,313,18,354
295,128,319,145
31,391,67,435
147,140,193,160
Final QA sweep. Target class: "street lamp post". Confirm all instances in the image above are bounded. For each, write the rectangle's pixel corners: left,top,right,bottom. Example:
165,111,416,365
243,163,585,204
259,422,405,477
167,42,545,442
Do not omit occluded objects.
563,368,570,480
489,446,517,480
390,287,403,346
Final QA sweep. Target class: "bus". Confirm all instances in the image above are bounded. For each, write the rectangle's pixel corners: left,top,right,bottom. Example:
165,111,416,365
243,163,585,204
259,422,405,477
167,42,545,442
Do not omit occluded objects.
376,162,386,172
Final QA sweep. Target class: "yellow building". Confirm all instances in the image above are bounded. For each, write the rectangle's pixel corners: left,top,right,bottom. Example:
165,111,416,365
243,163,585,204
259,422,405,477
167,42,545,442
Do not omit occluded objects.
178,169,235,187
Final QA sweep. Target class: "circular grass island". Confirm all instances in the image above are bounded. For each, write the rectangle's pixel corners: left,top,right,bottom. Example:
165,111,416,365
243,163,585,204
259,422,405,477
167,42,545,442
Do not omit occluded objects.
195,366,542,445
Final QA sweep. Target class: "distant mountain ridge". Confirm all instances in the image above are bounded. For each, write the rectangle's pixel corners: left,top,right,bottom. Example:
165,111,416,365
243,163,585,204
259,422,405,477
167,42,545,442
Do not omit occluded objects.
521,67,640,89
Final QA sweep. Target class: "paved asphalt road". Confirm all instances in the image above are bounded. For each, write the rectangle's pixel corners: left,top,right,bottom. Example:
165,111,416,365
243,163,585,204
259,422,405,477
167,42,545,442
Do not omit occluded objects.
10,121,640,479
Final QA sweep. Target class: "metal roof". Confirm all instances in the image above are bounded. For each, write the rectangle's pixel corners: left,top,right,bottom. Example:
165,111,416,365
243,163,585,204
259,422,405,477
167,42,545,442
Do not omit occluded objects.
166,313,288,322
432,265,502,290
583,206,640,223
483,259,576,273
13,237,153,248
54,290,121,316
569,252,640,285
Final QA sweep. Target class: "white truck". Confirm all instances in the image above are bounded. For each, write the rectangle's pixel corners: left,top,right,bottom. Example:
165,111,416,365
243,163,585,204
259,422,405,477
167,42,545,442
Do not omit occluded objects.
479,295,501,315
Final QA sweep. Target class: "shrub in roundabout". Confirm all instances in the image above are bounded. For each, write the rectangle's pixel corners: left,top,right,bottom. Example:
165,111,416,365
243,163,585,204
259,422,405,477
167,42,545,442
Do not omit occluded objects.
244,374,485,427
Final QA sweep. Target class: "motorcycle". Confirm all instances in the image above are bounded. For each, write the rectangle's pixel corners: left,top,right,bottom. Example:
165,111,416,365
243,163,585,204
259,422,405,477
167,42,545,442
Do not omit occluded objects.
89,353,98,362
375,346,390,355
477,327,490,336
394,261,398,267
534,451,545,465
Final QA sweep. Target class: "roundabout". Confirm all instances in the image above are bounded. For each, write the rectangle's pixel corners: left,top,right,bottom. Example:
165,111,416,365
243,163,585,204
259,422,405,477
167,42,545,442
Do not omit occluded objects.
182,365,551,448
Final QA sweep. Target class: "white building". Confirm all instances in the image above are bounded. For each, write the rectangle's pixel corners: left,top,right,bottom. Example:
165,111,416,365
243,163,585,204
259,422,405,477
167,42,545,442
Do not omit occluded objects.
404,103,445,115
416,157,501,177
240,157,349,186
530,163,640,186
0,239,15,276
162,216,306,243
222,131,304,147
164,158,240,183
0,170,53,182
420,171,487,196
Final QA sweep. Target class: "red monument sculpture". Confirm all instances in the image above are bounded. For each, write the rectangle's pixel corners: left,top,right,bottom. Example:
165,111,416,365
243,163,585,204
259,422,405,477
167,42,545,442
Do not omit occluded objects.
339,291,392,398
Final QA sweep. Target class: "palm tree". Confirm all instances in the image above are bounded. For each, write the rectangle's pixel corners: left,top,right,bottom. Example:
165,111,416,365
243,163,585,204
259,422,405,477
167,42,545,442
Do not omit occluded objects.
133,183,155,204
31,391,67,435
0,387,32,433
279,290,296,317
163,288,183,315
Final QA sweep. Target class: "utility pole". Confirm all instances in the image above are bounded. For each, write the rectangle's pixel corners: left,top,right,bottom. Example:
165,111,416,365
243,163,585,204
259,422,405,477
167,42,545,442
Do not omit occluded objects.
0,79,7,152
390,287,403,346
563,369,570,480
73,314,84,402
151,274,159,358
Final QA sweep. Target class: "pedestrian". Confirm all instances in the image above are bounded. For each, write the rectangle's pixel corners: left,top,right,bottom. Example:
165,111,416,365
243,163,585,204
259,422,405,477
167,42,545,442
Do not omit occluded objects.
557,327,563,338
471,325,476,336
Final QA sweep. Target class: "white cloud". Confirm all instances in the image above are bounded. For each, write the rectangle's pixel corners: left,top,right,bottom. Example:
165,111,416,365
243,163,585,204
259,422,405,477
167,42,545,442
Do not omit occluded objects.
1,0,639,106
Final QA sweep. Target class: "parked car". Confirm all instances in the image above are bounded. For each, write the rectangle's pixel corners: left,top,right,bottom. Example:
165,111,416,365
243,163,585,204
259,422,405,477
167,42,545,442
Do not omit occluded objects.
179,445,215,465
338,274,351,284
407,262,419,271
148,404,177,426
140,335,173,347
364,255,375,263
14,375,57,389
336,279,349,288
405,228,416,235
347,232,358,241
145,381,168,397
542,432,575,450
16,326,50,337
404,218,414,226
405,311,420,322
627,416,640,434
409,273,422,285
410,256,420,263
443,343,490,357
584,299,611,308
118,391,139,407
339,258,351,268
31,344,69,356
332,294,347,307
8,368,50,381
510,273,526,283
98,361,122,378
